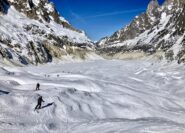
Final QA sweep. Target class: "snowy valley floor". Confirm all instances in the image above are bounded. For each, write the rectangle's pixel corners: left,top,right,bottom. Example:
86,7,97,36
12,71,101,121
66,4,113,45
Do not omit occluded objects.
1,60,185,133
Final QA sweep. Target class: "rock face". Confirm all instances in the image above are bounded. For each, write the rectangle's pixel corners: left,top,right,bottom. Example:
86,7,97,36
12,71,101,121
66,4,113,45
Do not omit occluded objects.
0,0,93,65
97,0,185,63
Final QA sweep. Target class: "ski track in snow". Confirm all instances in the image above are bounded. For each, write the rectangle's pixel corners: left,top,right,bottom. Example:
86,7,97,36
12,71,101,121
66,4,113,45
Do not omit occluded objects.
1,60,185,132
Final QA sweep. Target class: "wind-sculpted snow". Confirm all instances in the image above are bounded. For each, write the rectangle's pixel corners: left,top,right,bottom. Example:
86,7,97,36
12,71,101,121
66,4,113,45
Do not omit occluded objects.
1,60,185,132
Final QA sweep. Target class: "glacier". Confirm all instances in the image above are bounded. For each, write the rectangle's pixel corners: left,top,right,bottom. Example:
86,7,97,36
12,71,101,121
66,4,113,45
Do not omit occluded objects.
0,60,185,132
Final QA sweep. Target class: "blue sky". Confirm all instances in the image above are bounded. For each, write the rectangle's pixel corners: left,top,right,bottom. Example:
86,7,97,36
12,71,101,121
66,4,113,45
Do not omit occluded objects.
50,0,164,41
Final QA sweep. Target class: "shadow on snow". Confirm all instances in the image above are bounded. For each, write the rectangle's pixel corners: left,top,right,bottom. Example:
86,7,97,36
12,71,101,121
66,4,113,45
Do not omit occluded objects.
0,90,10,95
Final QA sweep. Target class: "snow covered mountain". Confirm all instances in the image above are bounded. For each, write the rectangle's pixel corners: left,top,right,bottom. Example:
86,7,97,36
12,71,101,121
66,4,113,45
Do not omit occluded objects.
0,0,94,65
97,0,185,63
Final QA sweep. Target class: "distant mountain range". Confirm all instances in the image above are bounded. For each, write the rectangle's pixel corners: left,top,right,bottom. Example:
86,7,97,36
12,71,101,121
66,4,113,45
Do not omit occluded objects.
97,0,185,63
1,0,185,65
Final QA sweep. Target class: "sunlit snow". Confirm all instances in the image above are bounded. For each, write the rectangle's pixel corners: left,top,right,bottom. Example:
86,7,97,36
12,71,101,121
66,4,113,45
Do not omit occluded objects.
1,60,185,132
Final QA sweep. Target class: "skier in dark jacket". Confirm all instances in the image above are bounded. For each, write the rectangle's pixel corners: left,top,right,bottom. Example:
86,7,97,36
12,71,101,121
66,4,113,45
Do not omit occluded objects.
36,83,40,91
35,96,44,110
28,0,34,9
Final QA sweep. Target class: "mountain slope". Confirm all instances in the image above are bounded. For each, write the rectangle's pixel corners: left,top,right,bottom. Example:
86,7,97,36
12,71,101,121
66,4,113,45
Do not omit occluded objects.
97,0,185,63
0,0,94,65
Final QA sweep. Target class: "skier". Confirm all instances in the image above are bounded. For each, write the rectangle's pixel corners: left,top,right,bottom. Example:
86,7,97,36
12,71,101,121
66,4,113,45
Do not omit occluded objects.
36,83,40,91
35,96,45,110
28,0,34,9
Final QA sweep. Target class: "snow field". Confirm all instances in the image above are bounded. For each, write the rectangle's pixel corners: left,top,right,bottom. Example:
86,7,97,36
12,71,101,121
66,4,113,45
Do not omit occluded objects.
1,60,185,132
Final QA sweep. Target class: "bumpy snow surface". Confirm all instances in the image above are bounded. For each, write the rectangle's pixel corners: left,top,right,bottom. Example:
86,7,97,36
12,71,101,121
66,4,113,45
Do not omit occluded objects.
1,60,185,133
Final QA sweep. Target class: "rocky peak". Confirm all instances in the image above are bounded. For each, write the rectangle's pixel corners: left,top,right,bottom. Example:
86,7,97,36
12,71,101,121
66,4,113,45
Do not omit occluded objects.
147,0,160,19
147,0,159,13
6,0,78,31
